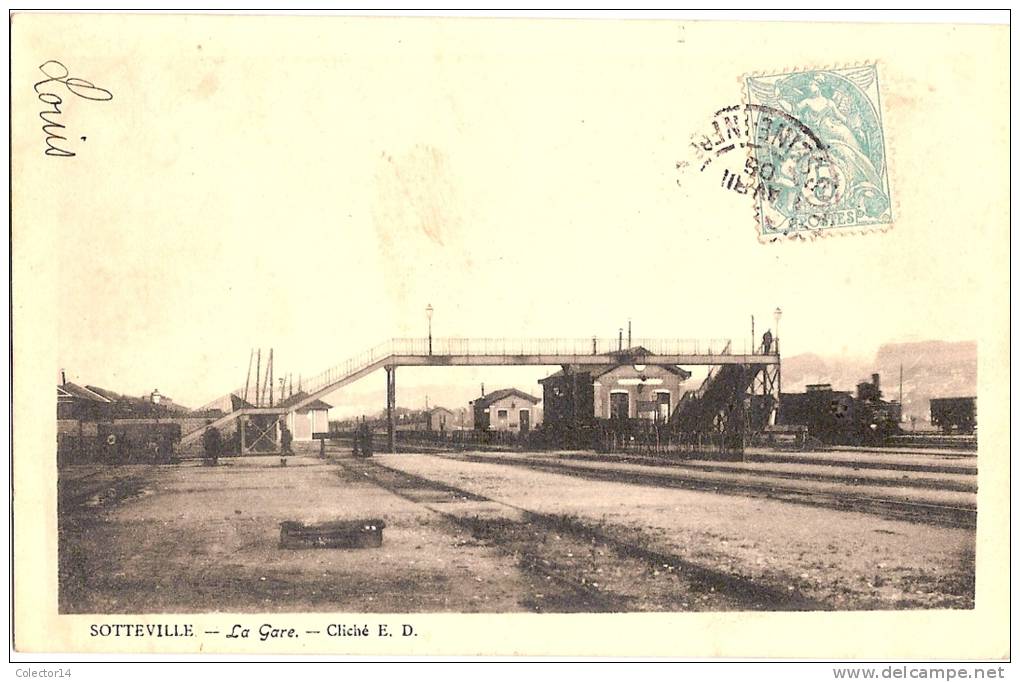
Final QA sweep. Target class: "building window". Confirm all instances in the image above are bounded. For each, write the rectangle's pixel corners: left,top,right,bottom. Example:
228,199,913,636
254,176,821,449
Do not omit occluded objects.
497,409,508,419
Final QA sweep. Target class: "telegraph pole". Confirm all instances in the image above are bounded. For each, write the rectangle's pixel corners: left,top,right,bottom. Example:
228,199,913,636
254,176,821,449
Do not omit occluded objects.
244,348,254,405
255,349,262,407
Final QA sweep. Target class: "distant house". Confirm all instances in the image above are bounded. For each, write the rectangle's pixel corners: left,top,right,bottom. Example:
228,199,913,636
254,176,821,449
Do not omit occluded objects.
540,347,692,425
278,392,332,441
425,406,454,431
470,388,541,433
57,381,112,421
395,406,455,432
57,378,183,464
85,385,187,418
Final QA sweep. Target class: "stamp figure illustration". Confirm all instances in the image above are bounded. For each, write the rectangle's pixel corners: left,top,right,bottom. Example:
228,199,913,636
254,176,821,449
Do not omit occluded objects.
745,65,891,236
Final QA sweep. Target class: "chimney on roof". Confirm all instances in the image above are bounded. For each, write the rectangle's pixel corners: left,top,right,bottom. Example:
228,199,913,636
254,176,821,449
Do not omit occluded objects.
872,373,880,389
480,383,485,397
60,369,66,386
628,319,632,348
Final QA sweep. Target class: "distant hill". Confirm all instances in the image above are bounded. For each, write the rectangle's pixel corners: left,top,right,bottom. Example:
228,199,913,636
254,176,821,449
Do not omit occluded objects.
782,341,977,420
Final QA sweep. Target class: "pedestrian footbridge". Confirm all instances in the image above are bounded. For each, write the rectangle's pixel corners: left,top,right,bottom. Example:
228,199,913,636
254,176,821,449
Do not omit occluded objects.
181,337,780,448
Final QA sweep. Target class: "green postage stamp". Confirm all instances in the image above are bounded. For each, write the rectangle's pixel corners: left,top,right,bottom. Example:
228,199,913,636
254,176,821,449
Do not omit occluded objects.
745,65,892,237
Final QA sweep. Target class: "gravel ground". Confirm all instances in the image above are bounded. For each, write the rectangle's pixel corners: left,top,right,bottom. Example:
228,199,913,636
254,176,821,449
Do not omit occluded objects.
58,450,975,614
59,457,537,613
376,453,975,610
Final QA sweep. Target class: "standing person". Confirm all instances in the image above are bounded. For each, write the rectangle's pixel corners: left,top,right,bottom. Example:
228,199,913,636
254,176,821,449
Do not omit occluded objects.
202,423,223,466
280,423,294,455
762,329,773,354
146,439,159,464
360,419,373,457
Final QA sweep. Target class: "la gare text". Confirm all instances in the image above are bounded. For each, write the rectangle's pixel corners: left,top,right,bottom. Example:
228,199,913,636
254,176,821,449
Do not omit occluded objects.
89,623,417,641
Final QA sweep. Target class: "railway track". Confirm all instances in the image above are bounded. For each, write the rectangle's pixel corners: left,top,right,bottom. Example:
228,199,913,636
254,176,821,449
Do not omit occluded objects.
337,456,828,612
456,453,978,530
559,450,978,477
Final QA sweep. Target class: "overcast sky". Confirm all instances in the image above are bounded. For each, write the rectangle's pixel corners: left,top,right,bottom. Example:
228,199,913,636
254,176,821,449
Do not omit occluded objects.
23,17,1005,408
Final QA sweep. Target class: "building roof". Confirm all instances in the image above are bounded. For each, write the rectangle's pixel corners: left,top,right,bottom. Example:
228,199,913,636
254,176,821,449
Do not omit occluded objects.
299,399,333,412
427,406,454,415
84,385,123,401
276,391,333,412
471,388,540,408
58,382,112,403
607,345,654,357
230,394,256,411
81,384,190,413
538,349,693,383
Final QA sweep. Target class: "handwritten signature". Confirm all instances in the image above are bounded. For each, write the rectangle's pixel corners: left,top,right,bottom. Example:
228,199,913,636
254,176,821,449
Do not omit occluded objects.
34,60,112,157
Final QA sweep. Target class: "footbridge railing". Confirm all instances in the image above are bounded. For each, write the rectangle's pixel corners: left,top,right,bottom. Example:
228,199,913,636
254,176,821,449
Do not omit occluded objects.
194,337,757,413
186,336,772,443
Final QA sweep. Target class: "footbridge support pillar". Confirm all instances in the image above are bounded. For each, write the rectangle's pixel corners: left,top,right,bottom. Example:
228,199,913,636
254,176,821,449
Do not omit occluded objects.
385,366,396,453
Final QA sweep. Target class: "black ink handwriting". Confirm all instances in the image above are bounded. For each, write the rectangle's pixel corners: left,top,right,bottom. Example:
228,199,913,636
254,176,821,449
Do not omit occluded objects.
34,60,113,157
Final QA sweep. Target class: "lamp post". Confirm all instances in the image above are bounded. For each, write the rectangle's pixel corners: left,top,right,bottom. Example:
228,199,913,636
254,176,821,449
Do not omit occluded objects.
771,308,784,427
151,389,162,462
773,307,782,354
426,303,434,355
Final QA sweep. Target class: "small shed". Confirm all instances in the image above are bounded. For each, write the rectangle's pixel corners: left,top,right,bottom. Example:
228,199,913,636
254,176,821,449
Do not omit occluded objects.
279,392,333,441
290,398,332,441
470,388,541,433
426,406,455,431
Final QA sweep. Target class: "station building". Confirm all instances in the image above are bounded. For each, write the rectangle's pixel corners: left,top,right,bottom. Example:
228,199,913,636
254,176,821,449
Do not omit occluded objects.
540,347,693,426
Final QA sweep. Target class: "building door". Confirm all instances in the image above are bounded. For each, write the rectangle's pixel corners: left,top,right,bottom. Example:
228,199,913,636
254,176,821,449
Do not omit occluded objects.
657,392,671,422
519,409,530,433
610,392,629,420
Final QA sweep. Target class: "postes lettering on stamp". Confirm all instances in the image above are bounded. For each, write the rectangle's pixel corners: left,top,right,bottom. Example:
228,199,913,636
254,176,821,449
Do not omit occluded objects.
745,65,892,236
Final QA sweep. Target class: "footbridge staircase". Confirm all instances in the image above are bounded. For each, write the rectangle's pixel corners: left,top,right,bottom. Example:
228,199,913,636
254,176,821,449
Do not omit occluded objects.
670,339,781,436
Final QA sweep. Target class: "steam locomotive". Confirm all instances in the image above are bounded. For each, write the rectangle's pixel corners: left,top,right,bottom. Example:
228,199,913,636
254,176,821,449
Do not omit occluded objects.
778,373,902,446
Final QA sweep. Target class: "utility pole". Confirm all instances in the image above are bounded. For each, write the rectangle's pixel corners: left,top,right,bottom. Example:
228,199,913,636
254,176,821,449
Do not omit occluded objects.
244,348,254,405
260,350,272,407
255,349,262,407
899,363,904,406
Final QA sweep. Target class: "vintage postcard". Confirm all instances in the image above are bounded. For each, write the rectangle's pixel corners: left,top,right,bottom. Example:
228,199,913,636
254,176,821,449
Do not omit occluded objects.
10,13,1009,658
